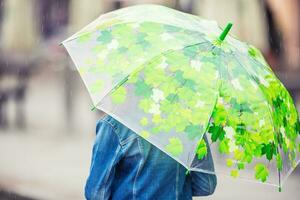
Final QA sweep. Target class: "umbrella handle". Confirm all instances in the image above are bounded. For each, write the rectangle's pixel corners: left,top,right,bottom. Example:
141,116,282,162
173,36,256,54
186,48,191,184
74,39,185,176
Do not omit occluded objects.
218,22,233,42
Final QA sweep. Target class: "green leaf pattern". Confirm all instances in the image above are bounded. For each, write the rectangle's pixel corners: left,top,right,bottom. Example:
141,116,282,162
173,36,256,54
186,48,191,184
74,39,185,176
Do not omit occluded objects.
68,5,300,184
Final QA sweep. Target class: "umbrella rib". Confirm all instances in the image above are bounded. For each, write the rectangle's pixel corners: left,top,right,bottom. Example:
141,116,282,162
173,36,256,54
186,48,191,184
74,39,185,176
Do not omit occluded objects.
188,49,223,168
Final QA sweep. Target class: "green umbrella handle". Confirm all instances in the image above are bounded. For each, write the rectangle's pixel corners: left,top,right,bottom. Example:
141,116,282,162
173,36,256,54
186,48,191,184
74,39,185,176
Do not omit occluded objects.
218,22,233,41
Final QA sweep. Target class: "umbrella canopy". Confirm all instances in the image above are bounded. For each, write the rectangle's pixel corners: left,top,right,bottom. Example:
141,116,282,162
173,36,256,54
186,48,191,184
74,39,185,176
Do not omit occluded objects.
62,4,300,189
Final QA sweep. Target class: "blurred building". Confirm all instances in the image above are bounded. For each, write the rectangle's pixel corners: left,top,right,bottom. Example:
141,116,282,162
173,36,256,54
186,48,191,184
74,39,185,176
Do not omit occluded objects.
68,0,103,33
1,0,39,52
195,0,269,52
0,0,40,128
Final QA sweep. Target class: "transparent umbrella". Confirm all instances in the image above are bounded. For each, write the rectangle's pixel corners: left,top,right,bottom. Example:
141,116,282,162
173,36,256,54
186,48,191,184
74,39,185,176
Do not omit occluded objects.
62,4,300,190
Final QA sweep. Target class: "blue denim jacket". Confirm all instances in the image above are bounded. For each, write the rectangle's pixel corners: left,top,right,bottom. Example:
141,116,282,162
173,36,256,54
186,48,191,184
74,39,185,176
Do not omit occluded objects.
85,115,217,200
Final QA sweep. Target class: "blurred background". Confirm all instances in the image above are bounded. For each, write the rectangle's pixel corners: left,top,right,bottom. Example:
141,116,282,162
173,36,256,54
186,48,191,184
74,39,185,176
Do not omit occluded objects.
0,0,299,199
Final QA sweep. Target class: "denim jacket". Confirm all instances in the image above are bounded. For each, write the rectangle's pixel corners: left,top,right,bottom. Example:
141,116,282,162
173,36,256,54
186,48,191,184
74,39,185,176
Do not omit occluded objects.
85,115,217,200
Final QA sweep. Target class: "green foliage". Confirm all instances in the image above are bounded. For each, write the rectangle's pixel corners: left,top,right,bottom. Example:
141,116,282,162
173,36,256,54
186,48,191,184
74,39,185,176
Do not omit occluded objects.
138,99,152,112
255,164,269,182
219,139,230,154
261,143,276,161
236,123,246,135
140,130,150,138
231,169,239,178
196,139,207,160
226,159,234,167
230,98,253,113
237,162,245,170
135,80,152,97
166,93,179,103
212,104,227,126
97,30,112,44
234,149,244,161
248,46,258,58
166,138,183,157
164,24,181,32
136,32,151,49
140,117,148,126
276,154,283,171
185,125,202,140
111,86,127,104
208,123,225,142
90,80,104,94
78,33,92,43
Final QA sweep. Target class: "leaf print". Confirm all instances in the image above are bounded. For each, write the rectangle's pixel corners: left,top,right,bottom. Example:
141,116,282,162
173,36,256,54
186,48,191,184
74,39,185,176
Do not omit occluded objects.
166,138,183,157
255,164,269,182
226,159,234,167
140,117,148,126
135,80,152,98
231,169,239,178
196,139,207,160
107,39,119,50
219,138,230,154
208,123,225,142
90,80,104,94
138,99,152,112
160,32,174,41
97,30,112,44
65,7,300,184
151,88,165,103
149,103,161,115
231,78,244,91
190,60,202,71
111,86,127,104
78,33,92,43
140,131,150,139
276,154,283,171
185,125,203,140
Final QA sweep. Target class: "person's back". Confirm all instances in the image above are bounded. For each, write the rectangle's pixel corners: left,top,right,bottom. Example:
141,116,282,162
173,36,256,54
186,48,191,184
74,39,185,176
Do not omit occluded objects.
85,115,217,200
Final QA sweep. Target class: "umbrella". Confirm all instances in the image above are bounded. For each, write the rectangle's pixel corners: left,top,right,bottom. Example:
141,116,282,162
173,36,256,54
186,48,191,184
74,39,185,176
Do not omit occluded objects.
62,4,300,190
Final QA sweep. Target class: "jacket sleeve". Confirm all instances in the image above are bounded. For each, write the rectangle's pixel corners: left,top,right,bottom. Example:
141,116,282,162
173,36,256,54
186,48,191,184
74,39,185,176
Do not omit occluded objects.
191,171,217,196
85,120,122,200
191,134,217,196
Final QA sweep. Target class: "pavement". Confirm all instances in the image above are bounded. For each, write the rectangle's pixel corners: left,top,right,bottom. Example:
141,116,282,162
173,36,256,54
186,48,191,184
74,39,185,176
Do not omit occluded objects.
0,130,92,200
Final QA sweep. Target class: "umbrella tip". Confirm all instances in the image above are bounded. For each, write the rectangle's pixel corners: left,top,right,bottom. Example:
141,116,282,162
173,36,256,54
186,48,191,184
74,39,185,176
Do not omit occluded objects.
218,22,233,42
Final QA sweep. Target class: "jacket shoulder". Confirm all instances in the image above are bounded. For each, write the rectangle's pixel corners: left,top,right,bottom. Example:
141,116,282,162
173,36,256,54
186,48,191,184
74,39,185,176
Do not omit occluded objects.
100,115,138,146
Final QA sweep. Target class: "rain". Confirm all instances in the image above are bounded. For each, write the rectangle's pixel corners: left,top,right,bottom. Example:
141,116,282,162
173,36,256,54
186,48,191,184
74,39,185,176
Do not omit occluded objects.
0,0,299,200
